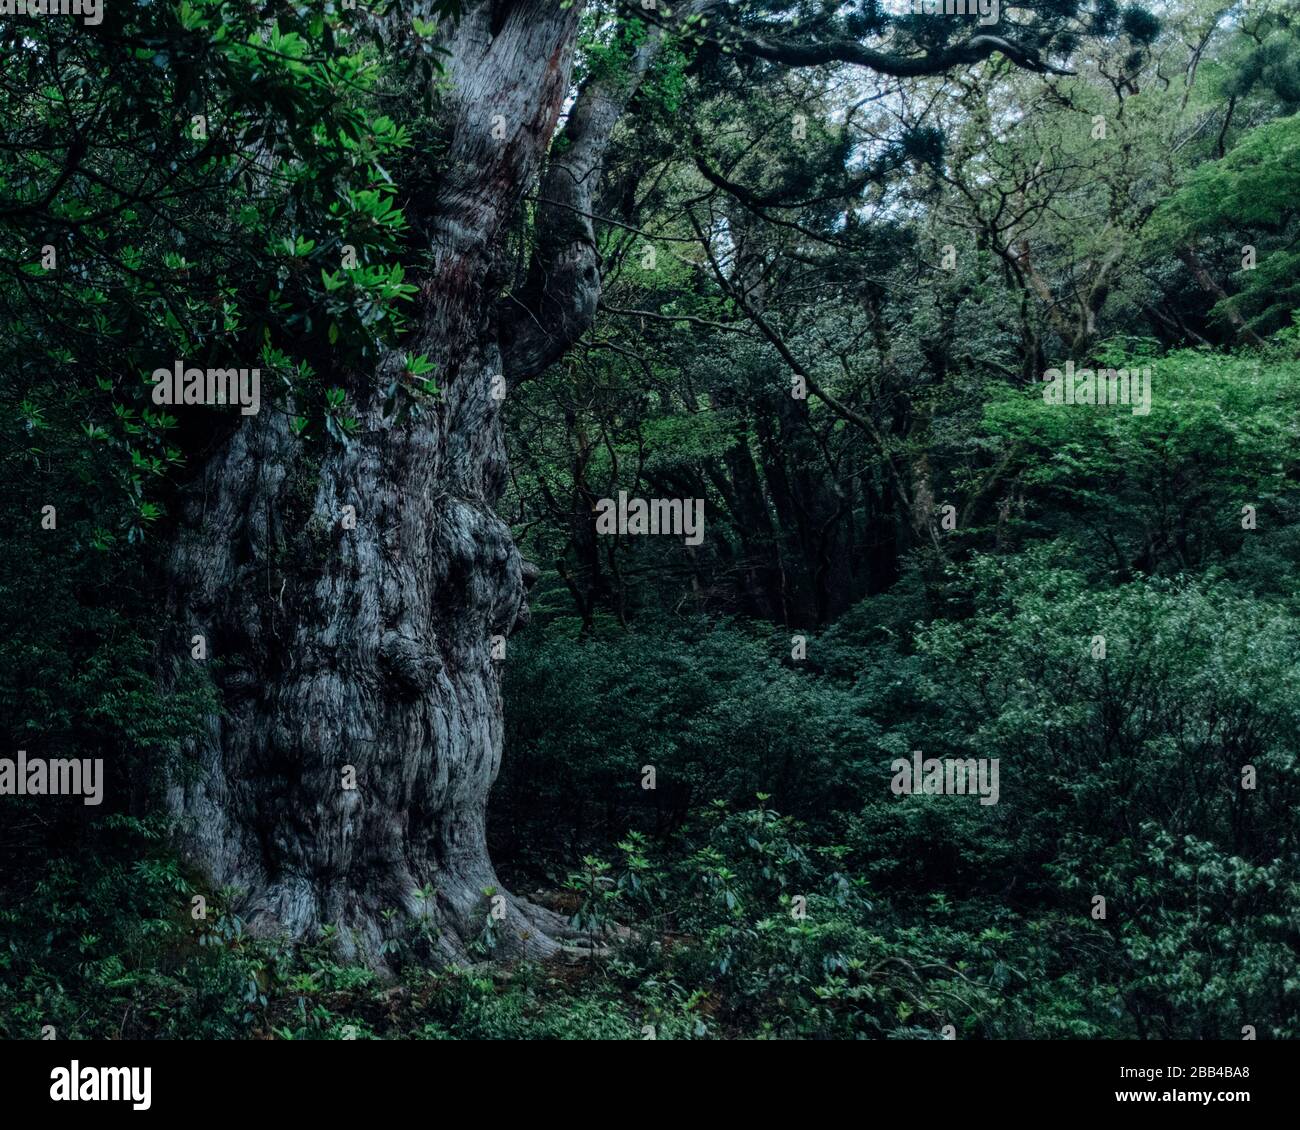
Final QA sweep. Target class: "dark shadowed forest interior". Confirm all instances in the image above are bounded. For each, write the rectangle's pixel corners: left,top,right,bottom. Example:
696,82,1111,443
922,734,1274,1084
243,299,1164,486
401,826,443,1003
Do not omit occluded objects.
1,0,1298,1042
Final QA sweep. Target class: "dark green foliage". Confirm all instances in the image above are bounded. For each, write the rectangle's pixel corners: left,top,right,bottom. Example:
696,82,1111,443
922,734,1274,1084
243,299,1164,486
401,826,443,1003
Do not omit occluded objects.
1,1,1297,1042
493,549,1300,1038
495,619,876,865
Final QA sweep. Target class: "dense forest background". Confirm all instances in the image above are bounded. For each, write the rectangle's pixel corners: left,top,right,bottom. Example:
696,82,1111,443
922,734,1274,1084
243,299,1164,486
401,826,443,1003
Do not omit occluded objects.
1,0,1298,1040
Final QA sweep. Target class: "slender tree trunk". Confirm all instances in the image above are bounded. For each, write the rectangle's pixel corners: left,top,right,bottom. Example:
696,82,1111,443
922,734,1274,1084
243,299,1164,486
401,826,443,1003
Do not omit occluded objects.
1176,244,1266,349
163,1,583,969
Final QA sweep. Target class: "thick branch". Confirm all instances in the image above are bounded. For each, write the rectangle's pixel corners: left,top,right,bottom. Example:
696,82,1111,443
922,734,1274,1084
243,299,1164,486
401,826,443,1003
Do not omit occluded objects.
735,29,1074,77
501,2,710,382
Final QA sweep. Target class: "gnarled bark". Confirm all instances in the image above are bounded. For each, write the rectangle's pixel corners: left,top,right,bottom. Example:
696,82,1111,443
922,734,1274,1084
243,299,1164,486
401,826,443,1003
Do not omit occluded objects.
164,0,584,969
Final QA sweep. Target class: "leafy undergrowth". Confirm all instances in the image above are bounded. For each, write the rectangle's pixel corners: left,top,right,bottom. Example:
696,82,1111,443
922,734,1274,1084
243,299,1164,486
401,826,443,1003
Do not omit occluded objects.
3,795,1296,1040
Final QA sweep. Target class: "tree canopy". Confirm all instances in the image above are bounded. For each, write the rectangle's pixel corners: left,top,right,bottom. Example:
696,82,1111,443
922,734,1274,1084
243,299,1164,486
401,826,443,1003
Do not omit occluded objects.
0,0,1297,1045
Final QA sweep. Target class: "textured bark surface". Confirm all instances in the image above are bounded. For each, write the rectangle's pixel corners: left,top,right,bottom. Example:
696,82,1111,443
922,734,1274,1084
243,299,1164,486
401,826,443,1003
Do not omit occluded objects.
502,4,704,381
165,1,588,968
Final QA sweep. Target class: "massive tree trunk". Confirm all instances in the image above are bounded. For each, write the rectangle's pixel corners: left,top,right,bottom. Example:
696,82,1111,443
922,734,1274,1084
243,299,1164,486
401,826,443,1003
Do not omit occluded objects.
164,1,588,968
